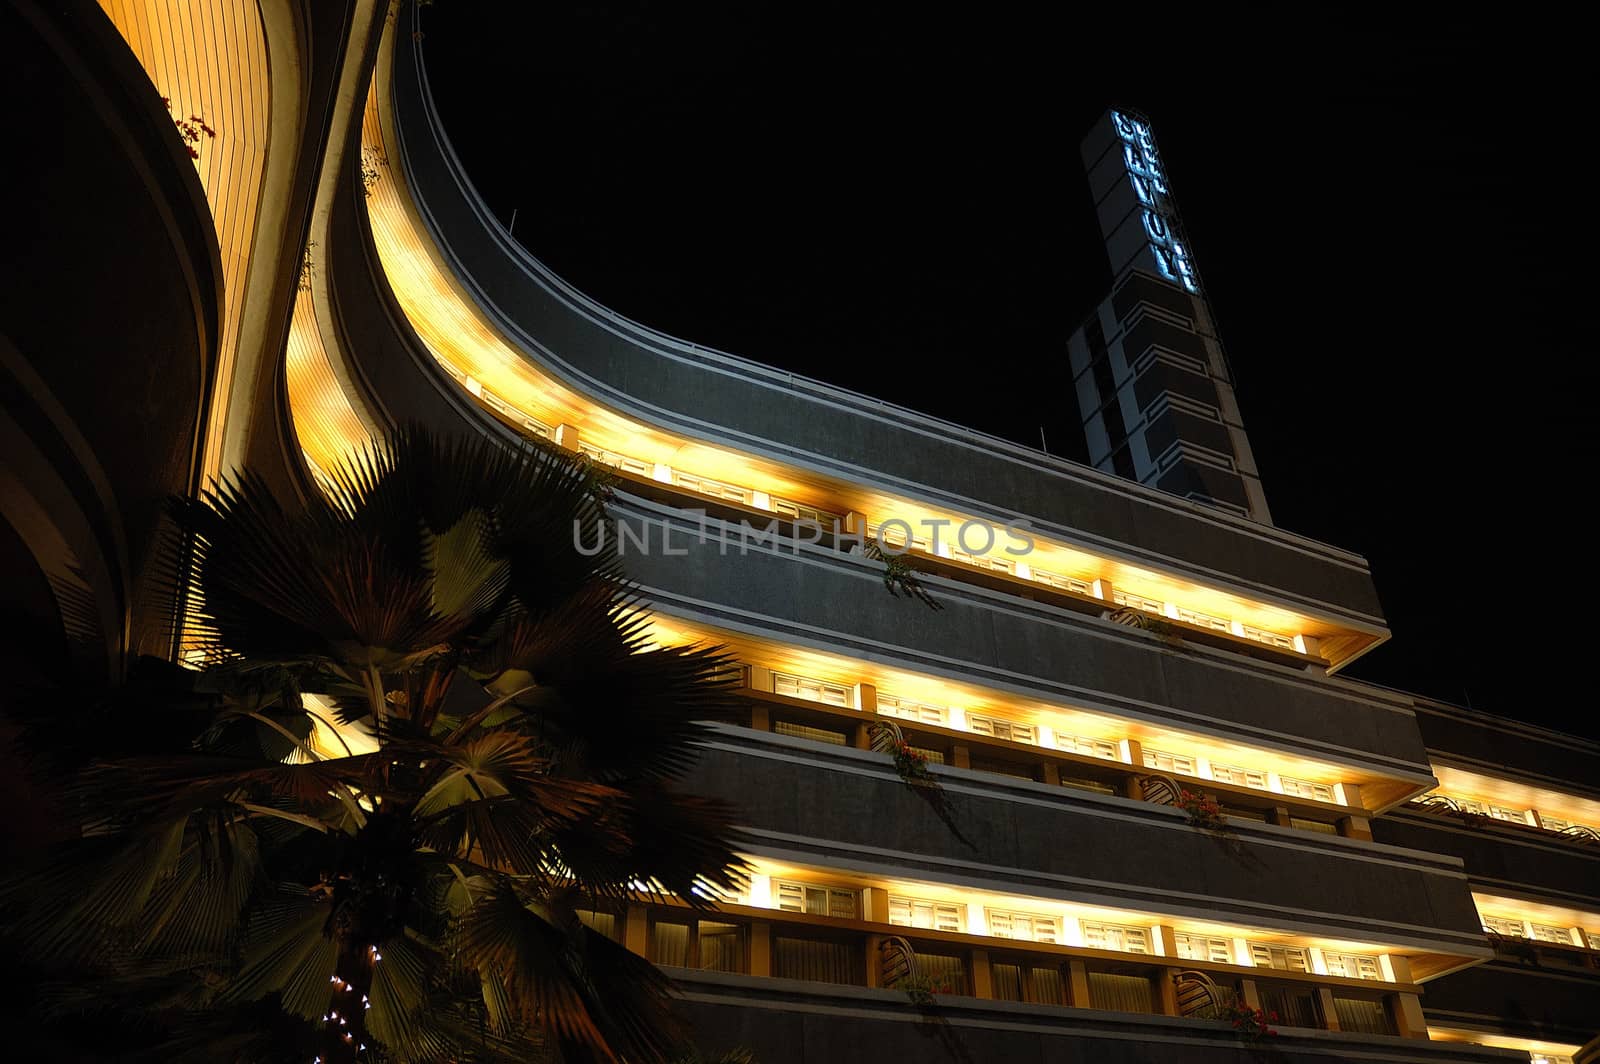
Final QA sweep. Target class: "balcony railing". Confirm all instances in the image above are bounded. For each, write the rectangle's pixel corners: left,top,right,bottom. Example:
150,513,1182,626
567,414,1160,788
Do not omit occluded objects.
602,897,1426,1040
727,688,1374,839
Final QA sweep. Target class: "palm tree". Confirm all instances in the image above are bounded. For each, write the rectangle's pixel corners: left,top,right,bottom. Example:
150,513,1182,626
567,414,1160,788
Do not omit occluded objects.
1,428,747,1063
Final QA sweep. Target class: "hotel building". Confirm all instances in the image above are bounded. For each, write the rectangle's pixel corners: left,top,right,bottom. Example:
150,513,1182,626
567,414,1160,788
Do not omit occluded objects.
2,2,1595,1061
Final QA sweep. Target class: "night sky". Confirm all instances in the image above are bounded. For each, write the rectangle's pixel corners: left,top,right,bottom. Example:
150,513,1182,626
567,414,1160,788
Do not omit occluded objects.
420,6,1592,737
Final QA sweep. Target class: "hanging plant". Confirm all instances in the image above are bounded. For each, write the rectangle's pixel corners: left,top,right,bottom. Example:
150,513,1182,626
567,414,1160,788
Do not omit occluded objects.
862,539,942,609
868,720,973,849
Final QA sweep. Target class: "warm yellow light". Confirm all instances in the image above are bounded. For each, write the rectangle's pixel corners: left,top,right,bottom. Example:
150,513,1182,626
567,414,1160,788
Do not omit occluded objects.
643,614,1406,806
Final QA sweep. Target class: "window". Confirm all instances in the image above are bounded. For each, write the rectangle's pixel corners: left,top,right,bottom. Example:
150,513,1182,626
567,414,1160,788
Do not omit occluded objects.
1541,814,1574,832
1455,797,1489,815
949,546,1016,574
1081,920,1151,955
774,932,864,985
1143,748,1196,775
1175,606,1231,632
1032,569,1092,596
1112,589,1165,614
916,952,969,995
772,720,848,746
775,880,858,920
1331,995,1394,1035
1489,805,1531,825
1289,817,1339,835
1585,929,1600,950
578,443,651,478
1240,625,1295,651
868,523,930,553
876,693,948,726
1173,933,1233,964
1087,971,1155,1012
770,497,840,527
1250,943,1310,973
649,916,747,972
1482,915,1526,938
967,713,1036,746
576,909,620,942
985,908,1061,944
1209,763,1267,790
673,471,750,504
771,671,851,707
1256,983,1320,1027
889,896,963,933
1279,776,1336,803
1060,734,1120,760
1531,923,1575,945
696,921,746,973
992,962,1068,1005
1322,952,1382,980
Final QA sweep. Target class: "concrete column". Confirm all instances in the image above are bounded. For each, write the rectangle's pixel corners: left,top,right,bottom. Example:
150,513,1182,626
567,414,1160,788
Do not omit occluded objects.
952,745,971,770
970,949,994,999
1066,959,1091,1007
1157,967,1180,1015
1338,815,1374,841
1041,762,1061,786
554,423,580,450
1337,782,1364,810
865,933,883,988
1238,978,1262,1009
854,682,878,713
1122,738,1146,800
1267,805,1292,827
749,921,772,977
750,704,770,732
863,887,891,924
624,904,649,958
1390,991,1429,1039
1315,987,1340,1031
854,722,873,750
748,665,772,694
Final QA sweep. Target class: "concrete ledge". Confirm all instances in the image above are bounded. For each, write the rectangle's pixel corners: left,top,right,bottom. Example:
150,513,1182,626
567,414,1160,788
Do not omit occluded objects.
670,969,1529,1064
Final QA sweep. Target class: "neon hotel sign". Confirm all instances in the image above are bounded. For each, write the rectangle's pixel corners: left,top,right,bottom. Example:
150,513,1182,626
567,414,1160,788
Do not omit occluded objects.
1111,110,1199,294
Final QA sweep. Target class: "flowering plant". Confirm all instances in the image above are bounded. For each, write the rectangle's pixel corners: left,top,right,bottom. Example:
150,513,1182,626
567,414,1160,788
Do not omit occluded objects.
161,96,216,158
1177,788,1226,830
891,738,933,785
1222,1001,1278,1040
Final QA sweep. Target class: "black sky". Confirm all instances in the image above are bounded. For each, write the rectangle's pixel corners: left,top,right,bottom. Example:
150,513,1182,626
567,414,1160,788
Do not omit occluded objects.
420,5,1594,737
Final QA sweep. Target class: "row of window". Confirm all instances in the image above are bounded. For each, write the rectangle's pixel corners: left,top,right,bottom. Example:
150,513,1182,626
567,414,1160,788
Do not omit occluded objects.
1425,789,1600,840
633,912,1397,1033
768,670,1345,808
771,878,1385,980
1481,913,1600,950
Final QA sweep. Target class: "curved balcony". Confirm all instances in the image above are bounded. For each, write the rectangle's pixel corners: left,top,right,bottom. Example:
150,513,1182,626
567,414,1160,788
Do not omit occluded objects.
606,498,1432,790
681,723,1484,960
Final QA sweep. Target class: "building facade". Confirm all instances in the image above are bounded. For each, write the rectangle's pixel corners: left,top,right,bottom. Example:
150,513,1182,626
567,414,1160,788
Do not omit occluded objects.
3,2,1596,1062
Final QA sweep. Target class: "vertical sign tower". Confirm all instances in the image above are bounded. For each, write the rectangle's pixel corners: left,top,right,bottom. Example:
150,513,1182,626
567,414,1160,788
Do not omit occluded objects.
1067,109,1271,523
